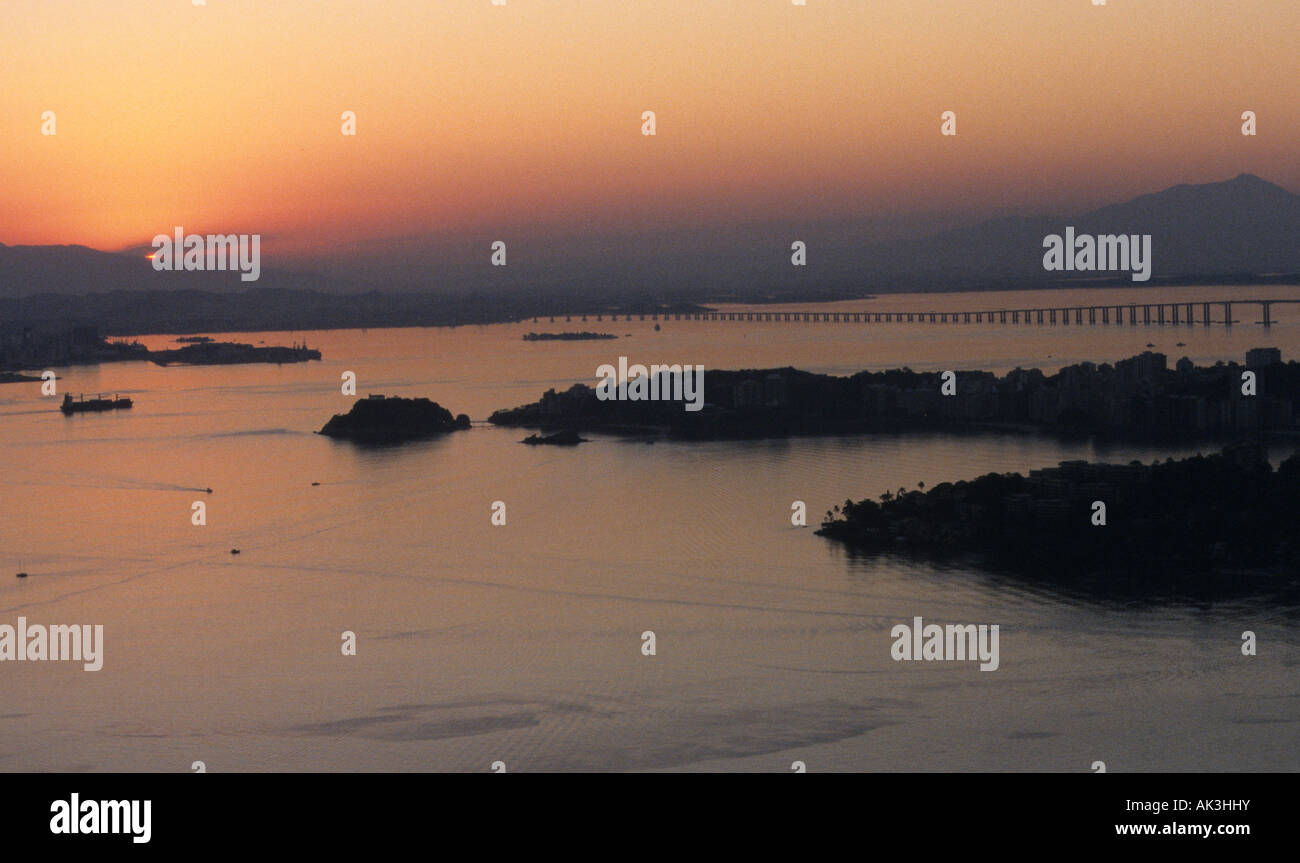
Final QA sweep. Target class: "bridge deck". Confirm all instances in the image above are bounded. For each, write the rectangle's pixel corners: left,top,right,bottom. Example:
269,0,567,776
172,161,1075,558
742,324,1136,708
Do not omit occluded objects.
547,299,1297,327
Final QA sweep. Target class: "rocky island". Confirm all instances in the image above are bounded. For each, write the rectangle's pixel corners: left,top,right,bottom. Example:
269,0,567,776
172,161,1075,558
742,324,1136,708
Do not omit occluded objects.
318,395,471,443
816,443,1300,597
521,430,587,446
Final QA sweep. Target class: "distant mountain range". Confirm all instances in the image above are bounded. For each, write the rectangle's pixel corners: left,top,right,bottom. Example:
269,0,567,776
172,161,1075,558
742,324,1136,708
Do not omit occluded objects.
872,173,1300,289
1,174,1297,333
0,242,341,300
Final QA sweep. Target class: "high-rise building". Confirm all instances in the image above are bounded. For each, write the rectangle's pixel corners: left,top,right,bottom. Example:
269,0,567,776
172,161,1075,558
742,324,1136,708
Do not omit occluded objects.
1246,347,1282,368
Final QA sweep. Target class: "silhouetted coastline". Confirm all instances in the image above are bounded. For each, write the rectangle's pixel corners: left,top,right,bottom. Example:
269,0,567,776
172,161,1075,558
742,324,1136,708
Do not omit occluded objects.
815,443,1300,599
0,326,320,370
0,371,44,384
147,341,320,366
488,351,1298,443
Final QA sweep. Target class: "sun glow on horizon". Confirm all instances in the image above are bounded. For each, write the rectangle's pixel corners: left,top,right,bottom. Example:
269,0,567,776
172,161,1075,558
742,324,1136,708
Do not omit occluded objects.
1,0,1296,258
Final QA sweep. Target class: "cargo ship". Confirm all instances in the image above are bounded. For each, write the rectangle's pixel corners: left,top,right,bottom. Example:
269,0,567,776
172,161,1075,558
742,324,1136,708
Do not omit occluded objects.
60,393,133,414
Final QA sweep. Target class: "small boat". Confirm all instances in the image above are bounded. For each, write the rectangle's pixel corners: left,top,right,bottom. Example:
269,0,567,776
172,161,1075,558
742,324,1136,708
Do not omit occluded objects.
15,572,27,579
311,482,321,486
205,487,213,493
230,548,240,555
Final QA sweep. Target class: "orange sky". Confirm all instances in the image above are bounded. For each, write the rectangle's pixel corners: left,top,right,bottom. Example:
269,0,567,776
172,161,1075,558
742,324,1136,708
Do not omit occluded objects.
3,0,1297,261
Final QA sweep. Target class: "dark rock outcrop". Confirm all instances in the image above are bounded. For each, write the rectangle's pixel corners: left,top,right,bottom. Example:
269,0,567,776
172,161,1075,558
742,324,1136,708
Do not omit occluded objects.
521,430,587,445
318,396,471,443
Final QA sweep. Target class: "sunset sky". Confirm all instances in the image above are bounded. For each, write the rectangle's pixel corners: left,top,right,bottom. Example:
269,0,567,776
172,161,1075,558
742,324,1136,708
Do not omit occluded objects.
3,0,1297,263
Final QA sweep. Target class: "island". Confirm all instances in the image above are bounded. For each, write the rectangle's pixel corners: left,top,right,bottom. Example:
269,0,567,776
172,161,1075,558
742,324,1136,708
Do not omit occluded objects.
0,326,319,370
148,341,320,366
815,443,1300,596
488,350,1299,442
521,430,587,446
318,395,471,443
522,331,617,342
0,371,47,384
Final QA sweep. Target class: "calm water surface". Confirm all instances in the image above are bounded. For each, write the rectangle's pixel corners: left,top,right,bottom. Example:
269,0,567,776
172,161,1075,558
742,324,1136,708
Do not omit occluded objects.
2,286,1298,771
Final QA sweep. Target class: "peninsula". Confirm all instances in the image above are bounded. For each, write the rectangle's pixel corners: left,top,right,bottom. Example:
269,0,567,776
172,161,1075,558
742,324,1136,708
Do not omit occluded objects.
488,350,1298,442
815,443,1300,596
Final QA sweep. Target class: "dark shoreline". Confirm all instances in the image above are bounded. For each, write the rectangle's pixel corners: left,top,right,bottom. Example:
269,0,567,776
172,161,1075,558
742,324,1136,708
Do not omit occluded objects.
146,342,320,366
1,337,320,372
0,371,45,384
816,443,1300,600
490,413,1300,446
488,352,1300,445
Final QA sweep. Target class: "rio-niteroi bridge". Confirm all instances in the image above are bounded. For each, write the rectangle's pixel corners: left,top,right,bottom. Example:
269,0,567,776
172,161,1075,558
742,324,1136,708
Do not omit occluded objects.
546,298,1297,328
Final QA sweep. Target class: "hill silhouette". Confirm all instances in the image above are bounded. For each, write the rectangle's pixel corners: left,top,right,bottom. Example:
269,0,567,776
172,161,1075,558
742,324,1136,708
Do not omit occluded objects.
1,175,1296,333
